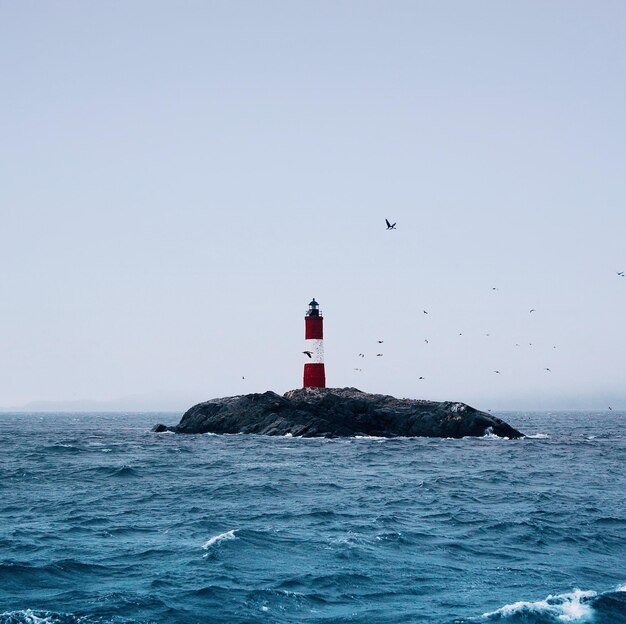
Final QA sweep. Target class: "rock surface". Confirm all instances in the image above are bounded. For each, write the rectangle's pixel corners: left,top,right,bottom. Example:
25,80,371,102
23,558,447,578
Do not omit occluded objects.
153,387,523,439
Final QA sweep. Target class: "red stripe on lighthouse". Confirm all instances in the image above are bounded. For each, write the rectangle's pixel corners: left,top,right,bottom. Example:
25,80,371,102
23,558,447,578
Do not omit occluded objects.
305,316,323,340
304,363,326,388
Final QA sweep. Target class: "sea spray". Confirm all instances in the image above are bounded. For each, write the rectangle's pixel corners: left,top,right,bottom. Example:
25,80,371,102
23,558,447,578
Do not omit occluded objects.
202,530,237,549
482,589,597,622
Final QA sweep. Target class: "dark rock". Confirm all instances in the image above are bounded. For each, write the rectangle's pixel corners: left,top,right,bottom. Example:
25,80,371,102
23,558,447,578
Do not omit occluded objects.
156,387,523,439
151,423,170,433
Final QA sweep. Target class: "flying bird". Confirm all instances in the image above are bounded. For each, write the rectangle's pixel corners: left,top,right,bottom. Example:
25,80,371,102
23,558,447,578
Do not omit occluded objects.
376,353,383,357
617,272,624,277
494,370,501,374
423,310,429,314
418,376,425,380
609,406,613,411
385,219,397,230
544,368,551,372
302,351,312,358
358,353,365,358
492,287,498,291
377,340,384,343
530,309,536,313
424,339,429,344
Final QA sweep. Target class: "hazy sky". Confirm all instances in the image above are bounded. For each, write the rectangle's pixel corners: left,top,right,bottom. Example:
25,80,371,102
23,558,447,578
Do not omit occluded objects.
2,1,625,410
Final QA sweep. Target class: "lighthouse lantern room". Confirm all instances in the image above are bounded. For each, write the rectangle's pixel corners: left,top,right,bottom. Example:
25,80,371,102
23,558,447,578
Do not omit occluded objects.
303,298,326,388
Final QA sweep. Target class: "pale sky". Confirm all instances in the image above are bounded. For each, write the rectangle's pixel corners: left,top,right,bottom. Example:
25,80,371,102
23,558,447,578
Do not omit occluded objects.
1,1,625,410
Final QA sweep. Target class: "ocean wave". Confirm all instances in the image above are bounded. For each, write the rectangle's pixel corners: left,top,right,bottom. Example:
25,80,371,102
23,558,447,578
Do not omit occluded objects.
85,465,139,478
43,444,83,454
482,588,596,621
0,610,84,624
481,584,626,623
202,529,237,549
0,560,105,585
524,433,550,439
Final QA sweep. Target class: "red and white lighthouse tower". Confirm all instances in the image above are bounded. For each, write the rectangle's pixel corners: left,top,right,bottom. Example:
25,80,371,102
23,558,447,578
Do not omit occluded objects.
303,298,326,388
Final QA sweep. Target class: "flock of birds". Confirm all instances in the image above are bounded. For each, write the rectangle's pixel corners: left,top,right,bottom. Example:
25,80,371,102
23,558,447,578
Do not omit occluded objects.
234,218,622,412
298,218,624,410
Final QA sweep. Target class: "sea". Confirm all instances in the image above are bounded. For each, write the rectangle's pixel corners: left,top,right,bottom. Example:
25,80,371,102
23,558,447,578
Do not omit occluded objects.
0,410,624,624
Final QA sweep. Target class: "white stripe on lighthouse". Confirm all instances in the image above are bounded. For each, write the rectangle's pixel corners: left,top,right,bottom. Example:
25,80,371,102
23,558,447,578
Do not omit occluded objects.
304,339,324,363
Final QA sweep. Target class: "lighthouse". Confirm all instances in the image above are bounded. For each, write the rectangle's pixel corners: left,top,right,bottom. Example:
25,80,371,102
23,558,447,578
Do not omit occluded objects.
303,298,326,388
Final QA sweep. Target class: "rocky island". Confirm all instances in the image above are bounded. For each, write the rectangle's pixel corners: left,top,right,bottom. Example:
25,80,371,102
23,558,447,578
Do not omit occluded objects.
153,387,523,439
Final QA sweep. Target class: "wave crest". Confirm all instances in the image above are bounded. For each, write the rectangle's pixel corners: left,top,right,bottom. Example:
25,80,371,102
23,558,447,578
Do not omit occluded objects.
483,588,596,622
202,530,237,549
0,610,81,624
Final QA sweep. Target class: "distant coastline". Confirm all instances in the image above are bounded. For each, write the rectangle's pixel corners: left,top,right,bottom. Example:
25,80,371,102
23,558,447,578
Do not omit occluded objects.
0,395,193,413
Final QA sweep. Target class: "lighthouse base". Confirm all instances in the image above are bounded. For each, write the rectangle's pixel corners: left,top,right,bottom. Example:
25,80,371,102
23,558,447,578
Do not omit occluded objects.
303,363,326,388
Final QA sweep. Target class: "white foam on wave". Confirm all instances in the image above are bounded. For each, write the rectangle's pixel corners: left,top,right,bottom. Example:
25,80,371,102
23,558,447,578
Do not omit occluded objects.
483,588,596,622
0,610,79,624
202,529,237,549
524,433,550,439
354,435,386,440
616,582,626,592
475,427,508,440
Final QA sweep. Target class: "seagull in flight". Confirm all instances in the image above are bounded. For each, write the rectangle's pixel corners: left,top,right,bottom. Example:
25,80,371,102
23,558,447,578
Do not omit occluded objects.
377,340,384,343
494,370,501,374
385,219,397,230
424,339,429,344
376,353,383,357
423,310,428,314
530,309,536,313
302,351,312,358
358,353,365,358
544,368,551,372
418,376,425,380
618,272,624,277
609,406,613,411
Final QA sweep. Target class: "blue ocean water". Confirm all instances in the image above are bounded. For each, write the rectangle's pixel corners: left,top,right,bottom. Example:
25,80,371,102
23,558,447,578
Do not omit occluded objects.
0,410,624,624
